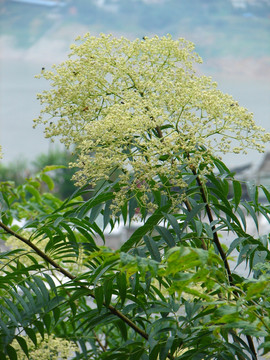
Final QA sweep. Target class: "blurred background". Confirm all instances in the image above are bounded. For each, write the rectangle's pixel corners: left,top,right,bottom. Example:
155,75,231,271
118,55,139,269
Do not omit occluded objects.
0,0,270,188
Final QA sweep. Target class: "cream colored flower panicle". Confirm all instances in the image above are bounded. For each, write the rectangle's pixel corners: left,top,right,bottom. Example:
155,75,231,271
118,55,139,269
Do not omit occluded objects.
34,33,270,209
12,334,79,360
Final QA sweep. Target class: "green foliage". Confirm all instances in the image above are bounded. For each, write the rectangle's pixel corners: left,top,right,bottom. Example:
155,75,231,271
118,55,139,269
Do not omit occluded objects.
31,149,78,199
0,149,77,200
0,159,28,186
1,156,270,359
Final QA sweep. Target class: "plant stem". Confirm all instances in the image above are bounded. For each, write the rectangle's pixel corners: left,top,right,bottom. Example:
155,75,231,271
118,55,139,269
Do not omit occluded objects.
191,170,234,285
93,331,106,352
190,170,257,360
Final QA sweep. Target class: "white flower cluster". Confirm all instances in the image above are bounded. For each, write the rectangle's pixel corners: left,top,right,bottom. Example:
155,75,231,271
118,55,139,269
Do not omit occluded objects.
34,33,270,210
12,334,79,360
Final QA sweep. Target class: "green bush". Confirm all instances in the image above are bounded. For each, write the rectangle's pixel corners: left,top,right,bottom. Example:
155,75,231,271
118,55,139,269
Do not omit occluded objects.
0,149,77,200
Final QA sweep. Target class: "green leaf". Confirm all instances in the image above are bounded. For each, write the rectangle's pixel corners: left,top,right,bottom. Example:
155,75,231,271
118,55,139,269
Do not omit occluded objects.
144,235,161,262
92,262,118,288
1,306,19,327
43,273,57,295
69,300,77,317
227,237,243,256
193,219,203,237
6,345,17,360
43,313,51,332
151,285,166,302
117,272,127,305
89,203,103,223
53,307,60,324
68,220,97,248
160,336,175,360
24,328,37,346
237,244,257,267
3,298,22,324
104,278,113,307
180,203,206,238
40,173,54,191
25,279,44,304
0,317,11,337
236,206,246,230
129,196,138,223
42,165,66,172
214,203,242,228
232,180,242,209
252,250,268,268
103,200,112,230
260,185,270,203
32,276,50,303
91,222,105,244
115,320,128,341
10,289,31,315
246,281,269,300
95,286,104,313
15,336,29,357
18,285,36,312
149,344,160,360
121,201,128,225
163,213,182,240
33,320,44,339
155,226,175,248
213,157,232,175
209,186,231,209
24,184,41,203
242,202,259,231
246,181,258,205
121,204,171,252
76,191,114,219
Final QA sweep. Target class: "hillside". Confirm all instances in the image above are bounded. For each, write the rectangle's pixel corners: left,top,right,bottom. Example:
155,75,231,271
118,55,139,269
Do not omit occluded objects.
1,0,270,60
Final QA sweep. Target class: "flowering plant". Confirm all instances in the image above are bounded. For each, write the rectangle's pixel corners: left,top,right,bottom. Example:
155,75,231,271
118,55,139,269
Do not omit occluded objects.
0,34,270,360
35,34,270,211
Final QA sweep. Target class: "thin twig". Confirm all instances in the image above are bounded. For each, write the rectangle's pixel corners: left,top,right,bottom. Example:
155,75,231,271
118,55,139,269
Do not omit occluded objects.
93,331,106,352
